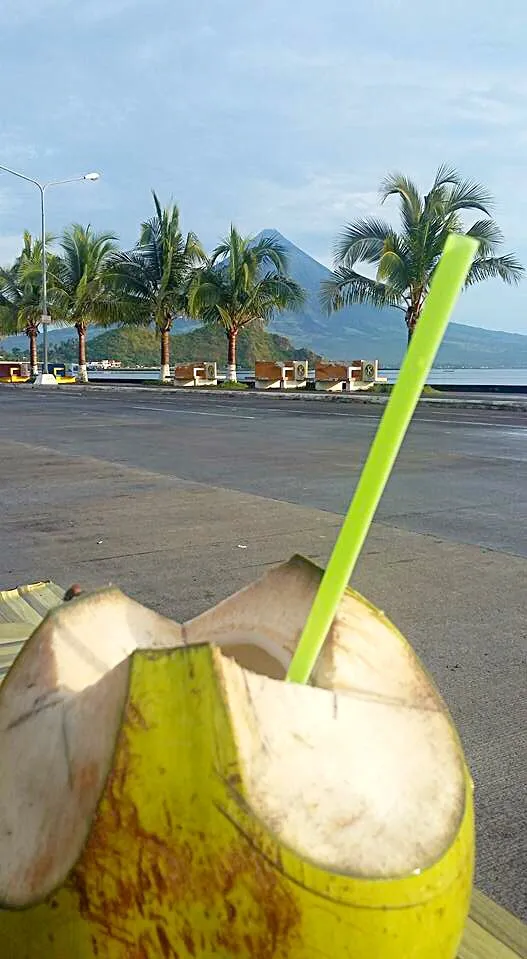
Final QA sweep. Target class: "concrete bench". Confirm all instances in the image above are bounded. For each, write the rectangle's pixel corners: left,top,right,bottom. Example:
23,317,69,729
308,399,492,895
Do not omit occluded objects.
174,362,218,387
315,361,362,392
254,360,308,390
315,359,387,392
50,366,76,384
0,362,30,384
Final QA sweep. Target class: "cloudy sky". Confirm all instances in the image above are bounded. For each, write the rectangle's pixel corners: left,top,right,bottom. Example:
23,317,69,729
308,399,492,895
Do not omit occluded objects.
1,0,526,332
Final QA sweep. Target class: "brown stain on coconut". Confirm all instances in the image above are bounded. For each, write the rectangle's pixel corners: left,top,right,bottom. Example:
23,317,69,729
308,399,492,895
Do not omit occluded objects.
73,760,100,795
64,699,301,958
23,847,56,900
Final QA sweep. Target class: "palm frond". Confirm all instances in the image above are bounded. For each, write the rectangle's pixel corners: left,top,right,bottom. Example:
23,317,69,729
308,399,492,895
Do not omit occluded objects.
380,173,423,231
212,226,246,284
0,257,43,333
254,273,305,310
444,178,494,216
464,219,503,256
334,217,394,267
465,254,524,287
108,251,154,300
250,234,289,273
152,190,164,227
216,304,236,331
140,222,164,280
0,302,20,335
321,267,404,313
430,164,461,191
0,268,20,302
376,250,409,294
210,236,233,265
184,231,207,264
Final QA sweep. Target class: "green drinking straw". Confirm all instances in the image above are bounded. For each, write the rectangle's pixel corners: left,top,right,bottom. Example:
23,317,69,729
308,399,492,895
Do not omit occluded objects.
286,233,479,684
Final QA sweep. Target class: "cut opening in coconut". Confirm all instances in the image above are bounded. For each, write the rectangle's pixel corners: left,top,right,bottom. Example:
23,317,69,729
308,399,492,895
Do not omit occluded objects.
187,557,467,880
184,554,321,679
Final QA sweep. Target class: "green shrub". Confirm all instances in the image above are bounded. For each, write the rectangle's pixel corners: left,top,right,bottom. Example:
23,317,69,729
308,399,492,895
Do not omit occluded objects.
217,380,248,390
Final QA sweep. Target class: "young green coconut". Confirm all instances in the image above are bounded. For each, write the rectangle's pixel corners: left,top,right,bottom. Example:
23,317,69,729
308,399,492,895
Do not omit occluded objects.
0,556,473,959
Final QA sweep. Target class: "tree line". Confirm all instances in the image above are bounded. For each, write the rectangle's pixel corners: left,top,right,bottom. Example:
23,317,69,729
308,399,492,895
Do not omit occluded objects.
0,166,522,382
0,198,304,383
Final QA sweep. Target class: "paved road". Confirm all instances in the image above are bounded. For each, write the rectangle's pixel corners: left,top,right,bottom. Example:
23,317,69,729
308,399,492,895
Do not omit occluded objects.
1,387,526,556
0,386,526,918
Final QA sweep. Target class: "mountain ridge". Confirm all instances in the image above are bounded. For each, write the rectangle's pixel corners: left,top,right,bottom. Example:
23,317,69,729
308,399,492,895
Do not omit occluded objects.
1,326,321,369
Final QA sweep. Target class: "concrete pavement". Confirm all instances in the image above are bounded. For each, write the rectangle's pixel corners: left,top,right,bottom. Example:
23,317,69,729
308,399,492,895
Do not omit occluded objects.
0,387,525,918
2,387,527,556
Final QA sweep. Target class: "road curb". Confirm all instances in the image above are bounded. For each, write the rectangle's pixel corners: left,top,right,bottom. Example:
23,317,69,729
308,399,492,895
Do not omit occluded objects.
11,381,527,412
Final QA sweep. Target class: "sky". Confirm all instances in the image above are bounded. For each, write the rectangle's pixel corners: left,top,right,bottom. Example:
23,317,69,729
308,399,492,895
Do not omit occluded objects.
1,0,527,333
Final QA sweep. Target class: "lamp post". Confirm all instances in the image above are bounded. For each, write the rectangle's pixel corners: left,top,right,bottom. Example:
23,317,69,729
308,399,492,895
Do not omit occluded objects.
0,166,100,385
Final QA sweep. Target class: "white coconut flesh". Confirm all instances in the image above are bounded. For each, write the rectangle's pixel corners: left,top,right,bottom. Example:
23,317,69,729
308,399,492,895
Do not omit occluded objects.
0,556,465,908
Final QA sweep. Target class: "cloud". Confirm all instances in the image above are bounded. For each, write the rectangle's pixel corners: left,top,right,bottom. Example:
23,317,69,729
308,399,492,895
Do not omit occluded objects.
240,175,384,238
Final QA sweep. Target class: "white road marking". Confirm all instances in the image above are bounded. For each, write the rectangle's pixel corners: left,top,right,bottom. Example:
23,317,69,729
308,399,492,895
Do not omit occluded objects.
131,405,255,420
133,405,526,430
247,409,527,429
417,418,527,429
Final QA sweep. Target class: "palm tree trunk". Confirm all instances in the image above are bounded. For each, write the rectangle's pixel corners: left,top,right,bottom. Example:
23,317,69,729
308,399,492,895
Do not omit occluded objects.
406,308,417,346
227,329,238,382
28,328,38,377
76,323,88,383
160,328,171,382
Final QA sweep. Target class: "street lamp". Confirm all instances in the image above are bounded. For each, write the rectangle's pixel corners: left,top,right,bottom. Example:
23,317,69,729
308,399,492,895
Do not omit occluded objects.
0,165,101,385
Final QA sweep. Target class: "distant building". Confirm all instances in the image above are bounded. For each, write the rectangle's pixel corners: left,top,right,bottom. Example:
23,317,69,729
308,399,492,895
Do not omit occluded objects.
86,358,122,369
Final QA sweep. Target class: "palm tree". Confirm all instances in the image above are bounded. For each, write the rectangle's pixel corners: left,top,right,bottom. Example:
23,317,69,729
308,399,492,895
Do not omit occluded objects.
0,232,55,376
49,225,120,382
188,227,305,381
322,166,524,345
111,193,205,381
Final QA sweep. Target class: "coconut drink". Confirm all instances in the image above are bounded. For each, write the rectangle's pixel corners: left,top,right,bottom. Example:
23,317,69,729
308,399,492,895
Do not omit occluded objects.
0,557,473,958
